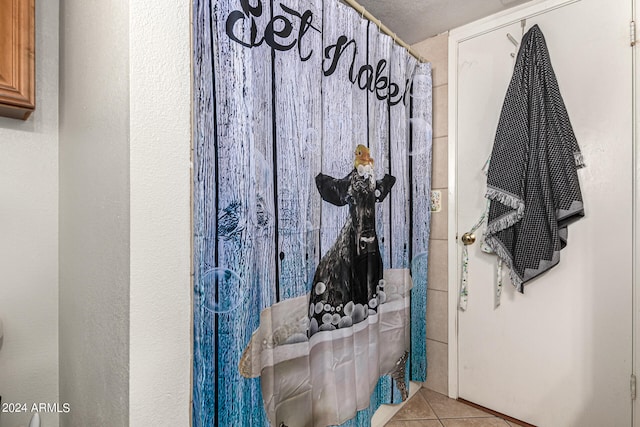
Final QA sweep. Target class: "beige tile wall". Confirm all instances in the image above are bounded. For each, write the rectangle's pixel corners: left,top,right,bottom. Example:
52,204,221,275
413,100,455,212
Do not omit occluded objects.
412,32,449,396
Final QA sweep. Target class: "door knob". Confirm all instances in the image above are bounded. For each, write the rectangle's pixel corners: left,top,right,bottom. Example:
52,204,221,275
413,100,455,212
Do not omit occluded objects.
461,232,476,245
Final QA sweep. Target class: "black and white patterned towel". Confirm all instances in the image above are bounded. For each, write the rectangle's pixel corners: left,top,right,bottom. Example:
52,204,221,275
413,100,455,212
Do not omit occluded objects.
485,24,585,292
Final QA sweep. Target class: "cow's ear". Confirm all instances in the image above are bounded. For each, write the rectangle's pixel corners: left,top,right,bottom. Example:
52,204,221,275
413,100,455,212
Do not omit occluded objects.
375,174,396,202
316,173,351,206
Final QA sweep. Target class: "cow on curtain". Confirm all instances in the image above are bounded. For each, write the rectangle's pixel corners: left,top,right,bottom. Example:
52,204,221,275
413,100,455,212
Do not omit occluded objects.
308,145,396,335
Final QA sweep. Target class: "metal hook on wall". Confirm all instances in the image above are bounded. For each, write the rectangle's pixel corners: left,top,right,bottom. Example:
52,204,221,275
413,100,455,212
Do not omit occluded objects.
506,33,519,58
507,19,527,58
507,33,519,47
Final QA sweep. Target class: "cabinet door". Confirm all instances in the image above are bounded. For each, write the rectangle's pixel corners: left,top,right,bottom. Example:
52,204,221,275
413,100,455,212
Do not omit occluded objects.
0,0,35,120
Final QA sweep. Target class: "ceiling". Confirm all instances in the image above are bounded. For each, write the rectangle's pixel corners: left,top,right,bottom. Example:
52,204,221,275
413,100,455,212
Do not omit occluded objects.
353,0,536,45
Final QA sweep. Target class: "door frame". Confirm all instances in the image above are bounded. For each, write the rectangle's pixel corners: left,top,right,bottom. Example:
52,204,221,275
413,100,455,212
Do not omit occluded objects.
447,0,638,411
633,0,639,425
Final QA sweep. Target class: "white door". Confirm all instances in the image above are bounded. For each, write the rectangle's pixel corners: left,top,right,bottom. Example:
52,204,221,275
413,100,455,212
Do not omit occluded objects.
450,0,634,426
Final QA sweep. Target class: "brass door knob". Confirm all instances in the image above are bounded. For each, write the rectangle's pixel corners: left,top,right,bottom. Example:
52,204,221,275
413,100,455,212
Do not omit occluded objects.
461,232,476,246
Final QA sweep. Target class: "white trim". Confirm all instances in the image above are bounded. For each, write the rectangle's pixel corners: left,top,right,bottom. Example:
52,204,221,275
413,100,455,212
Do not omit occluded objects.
633,0,639,425
446,0,586,402
448,0,578,42
447,31,459,399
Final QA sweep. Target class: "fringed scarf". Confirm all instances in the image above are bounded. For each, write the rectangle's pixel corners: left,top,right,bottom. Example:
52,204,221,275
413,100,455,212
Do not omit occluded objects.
485,24,585,292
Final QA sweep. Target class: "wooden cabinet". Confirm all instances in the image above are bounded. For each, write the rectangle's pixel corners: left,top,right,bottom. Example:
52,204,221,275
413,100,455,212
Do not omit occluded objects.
0,0,35,120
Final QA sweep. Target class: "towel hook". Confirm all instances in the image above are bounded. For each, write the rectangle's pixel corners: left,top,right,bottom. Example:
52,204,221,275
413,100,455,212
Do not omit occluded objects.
507,19,527,58
506,33,518,58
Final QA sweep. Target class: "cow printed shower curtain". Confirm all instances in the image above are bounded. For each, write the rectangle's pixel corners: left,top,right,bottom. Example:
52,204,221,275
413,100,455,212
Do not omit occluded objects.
193,0,433,425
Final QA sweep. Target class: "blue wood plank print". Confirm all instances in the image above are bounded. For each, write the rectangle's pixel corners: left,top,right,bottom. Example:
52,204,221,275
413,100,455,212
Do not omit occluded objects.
193,0,432,425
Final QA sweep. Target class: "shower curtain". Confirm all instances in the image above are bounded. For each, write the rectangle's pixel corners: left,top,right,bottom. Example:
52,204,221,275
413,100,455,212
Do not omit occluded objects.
193,0,432,425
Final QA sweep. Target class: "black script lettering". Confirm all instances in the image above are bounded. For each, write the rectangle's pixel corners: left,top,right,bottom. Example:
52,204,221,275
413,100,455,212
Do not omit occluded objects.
226,0,265,47
224,0,410,107
297,10,316,61
226,10,264,48
226,0,320,61
401,78,412,105
226,0,265,49
374,60,388,101
265,16,296,51
373,59,406,106
241,0,262,16
325,45,409,106
323,36,358,82
279,4,316,61
387,81,402,106
357,64,374,91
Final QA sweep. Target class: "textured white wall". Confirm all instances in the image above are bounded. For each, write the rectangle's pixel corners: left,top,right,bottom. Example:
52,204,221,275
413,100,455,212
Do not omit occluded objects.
58,0,130,426
58,0,191,425
129,0,192,425
0,1,60,427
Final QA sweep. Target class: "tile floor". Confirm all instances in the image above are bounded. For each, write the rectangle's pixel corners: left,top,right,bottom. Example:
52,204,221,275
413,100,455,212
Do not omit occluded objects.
386,388,519,427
